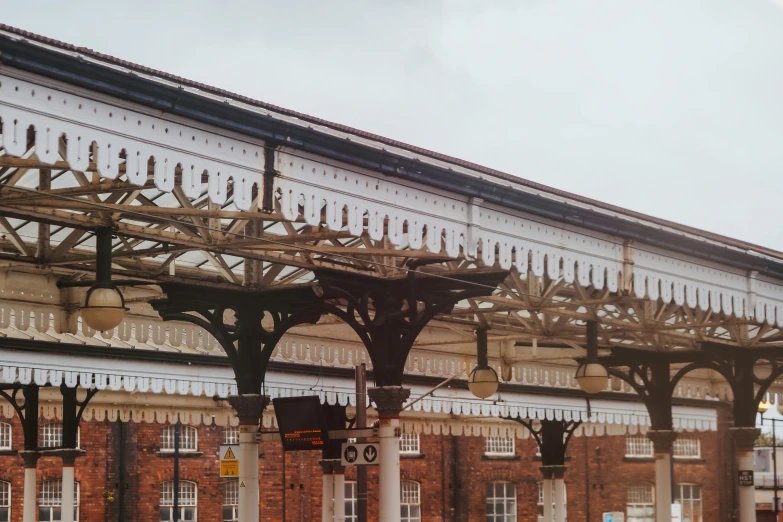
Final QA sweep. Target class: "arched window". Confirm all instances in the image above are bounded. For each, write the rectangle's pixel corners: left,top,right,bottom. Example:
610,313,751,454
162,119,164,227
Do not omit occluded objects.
0,422,11,450
223,479,238,522
487,481,516,521
345,480,358,522
627,483,655,522
537,482,566,522
674,484,702,522
160,480,197,521
625,435,654,458
0,480,10,522
400,480,421,522
160,425,198,452
399,432,420,454
39,479,79,522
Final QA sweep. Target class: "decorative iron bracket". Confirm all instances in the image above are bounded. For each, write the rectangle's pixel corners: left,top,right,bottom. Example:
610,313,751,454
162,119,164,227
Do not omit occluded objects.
314,268,507,387
509,418,581,467
152,283,324,394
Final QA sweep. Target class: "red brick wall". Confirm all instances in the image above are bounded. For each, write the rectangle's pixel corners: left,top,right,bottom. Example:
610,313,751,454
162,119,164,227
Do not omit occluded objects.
0,413,729,522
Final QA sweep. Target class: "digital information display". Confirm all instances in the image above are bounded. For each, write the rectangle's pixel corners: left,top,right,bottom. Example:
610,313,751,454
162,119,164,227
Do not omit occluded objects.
272,396,328,451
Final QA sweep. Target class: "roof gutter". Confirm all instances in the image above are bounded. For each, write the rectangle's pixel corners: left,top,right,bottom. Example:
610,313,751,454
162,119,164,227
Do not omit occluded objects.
2,35,782,279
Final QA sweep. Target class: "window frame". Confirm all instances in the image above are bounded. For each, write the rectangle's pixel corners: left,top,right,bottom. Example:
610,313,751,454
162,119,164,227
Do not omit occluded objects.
674,483,702,522
484,436,515,457
39,479,79,522
160,480,198,522
487,480,517,522
345,480,358,522
400,480,421,522
399,432,420,455
673,438,701,459
160,425,199,452
0,422,11,450
0,480,10,522
625,435,654,458
223,426,239,446
627,483,655,522
223,479,238,522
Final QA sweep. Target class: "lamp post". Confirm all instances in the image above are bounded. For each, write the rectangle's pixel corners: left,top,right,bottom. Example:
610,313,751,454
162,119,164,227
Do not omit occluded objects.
759,400,781,517
468,328,499,399
79,228,127,331
575,321,609,395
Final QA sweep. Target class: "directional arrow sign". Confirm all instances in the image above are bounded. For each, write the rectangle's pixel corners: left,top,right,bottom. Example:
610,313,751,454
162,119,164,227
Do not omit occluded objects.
363,445,378,463
341,442,380,466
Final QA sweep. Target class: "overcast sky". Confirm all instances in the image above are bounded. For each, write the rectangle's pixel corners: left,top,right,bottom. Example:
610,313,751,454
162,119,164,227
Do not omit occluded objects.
4,1,783,250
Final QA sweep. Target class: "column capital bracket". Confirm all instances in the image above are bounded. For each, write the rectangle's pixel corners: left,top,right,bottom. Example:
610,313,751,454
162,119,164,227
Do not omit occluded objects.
228,394,270,425
729,426,760,451
647,429,678,453
19,450,39,467
368,386,411,419
540,465,567,479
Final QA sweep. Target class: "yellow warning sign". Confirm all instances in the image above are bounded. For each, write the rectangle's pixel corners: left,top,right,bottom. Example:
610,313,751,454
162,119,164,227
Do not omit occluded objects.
223,446,236,460
240,481,246,488
220,460,239,477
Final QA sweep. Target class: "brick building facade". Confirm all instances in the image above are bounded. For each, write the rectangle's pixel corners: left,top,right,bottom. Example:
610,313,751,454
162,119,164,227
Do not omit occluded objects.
0,407,731,522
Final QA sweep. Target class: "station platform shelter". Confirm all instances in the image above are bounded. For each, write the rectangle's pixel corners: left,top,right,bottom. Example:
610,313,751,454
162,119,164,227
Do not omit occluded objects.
0,23,782,522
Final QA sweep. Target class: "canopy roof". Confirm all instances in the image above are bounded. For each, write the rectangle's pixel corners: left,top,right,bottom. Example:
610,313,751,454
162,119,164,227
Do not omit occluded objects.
1,25,783,401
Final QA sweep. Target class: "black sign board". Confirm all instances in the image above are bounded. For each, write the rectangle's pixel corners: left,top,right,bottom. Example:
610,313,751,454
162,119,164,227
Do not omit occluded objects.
738,470,754,487
272,396,328,451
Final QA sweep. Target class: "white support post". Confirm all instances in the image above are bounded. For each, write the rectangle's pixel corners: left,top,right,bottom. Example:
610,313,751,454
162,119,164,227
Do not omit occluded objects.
229,395,267,522
554,477,566,522
542,478,553,522
322,471,334,522
378,417,401,522
21,453,37,522
334,471,346,522
648,430,676,522
62,464,75,522
239,424,260,522
368,386,409,522
732,427,760,522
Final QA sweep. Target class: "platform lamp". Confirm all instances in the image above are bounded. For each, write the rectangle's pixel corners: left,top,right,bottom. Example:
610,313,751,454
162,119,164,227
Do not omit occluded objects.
468,328,499,399
759,398,781,515
575,320,609,394
80,228,128,331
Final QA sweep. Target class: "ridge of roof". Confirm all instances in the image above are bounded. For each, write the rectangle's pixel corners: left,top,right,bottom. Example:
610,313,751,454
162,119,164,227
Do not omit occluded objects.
2,23,782,262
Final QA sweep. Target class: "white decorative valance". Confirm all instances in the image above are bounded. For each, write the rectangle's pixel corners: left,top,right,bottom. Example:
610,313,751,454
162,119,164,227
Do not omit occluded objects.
0,73,264,209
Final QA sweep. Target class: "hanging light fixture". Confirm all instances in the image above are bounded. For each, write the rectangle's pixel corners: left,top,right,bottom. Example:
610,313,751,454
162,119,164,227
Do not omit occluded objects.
468,328,499,399
575,320,609,394
759,399,771,415
80,228,127,331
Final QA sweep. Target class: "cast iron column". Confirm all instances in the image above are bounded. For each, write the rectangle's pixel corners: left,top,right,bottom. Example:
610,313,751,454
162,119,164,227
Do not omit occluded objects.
315,268,506,522
153,283,323,522
647,430,677,522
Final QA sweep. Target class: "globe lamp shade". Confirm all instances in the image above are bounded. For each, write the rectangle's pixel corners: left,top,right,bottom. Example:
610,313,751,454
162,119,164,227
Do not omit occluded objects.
575,362,609,394
776,402,783,416
759,399,771,414
468,365,499,399
81,285,127,332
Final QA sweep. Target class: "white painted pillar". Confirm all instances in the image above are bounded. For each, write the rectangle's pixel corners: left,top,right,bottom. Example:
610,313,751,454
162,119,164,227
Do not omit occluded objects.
378,417,401,522
62,464,75,522
731,427,760,522
322,472,334,522
648,430,676,522
368,387,409,522
21,453,37,522
542,478,553,522
554,477,566,522
229,395,267,522
239,423,260,522
334,471,346,522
